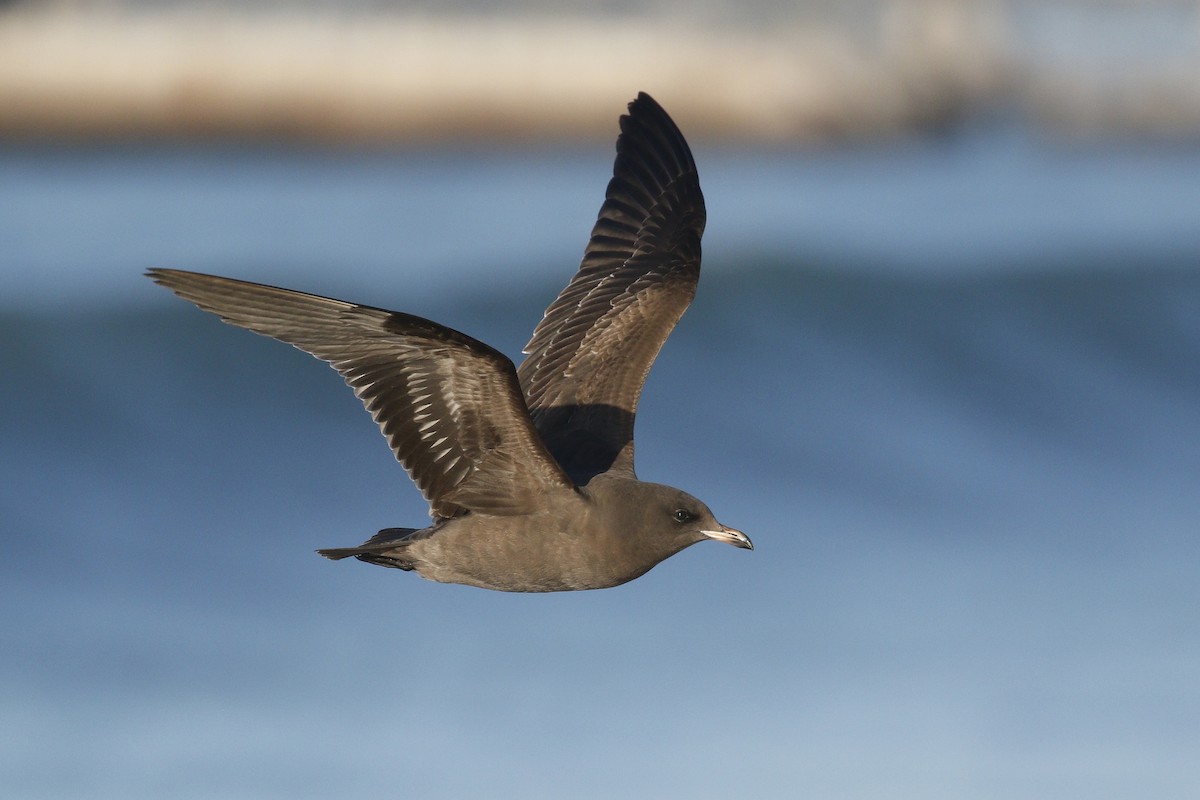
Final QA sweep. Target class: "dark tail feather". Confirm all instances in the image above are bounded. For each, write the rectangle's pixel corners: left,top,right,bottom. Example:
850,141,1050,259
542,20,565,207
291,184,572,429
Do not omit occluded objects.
361,526,421,547
316,547,369,561
316,527,421,567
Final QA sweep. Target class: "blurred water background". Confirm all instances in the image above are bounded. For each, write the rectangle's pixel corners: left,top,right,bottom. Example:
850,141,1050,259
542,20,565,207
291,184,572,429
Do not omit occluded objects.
3,1,1200,798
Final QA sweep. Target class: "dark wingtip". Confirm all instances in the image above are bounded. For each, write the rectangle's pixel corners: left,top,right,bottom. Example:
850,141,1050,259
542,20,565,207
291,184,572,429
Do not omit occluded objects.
624,93,681,138
630,91,660,112
145,267,186,290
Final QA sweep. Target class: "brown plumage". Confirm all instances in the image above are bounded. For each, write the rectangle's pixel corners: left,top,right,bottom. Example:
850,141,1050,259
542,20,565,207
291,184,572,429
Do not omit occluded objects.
148,92,750,592
518,95,705,482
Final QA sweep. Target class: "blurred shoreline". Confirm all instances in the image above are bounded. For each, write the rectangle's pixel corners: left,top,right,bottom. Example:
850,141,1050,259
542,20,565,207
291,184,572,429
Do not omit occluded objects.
1,1,1198,143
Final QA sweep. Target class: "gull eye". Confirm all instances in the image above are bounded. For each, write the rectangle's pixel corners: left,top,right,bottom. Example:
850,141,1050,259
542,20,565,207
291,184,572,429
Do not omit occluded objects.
673,509,695,523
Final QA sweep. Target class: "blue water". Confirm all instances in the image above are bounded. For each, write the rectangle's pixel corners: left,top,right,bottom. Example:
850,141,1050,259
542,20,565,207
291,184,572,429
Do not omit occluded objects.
3,129,1199,799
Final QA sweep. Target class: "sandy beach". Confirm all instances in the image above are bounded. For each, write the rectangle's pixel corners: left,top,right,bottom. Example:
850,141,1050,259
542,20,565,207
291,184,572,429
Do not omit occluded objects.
0,2,1196,142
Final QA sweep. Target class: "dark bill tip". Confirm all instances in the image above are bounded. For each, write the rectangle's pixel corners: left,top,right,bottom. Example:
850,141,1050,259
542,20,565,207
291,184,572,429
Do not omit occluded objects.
702,525,753,550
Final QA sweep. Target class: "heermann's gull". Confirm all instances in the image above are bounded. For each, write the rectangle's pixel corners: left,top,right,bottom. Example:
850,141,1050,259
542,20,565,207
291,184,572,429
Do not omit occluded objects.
148,92,751,592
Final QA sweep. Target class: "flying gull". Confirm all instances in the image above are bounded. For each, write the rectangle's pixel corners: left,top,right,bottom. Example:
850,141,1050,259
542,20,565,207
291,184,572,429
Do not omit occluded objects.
148,92,751,592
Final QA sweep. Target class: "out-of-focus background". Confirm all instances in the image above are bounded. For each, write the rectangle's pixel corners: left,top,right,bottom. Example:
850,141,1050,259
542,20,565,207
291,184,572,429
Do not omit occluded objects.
3,1,1199,798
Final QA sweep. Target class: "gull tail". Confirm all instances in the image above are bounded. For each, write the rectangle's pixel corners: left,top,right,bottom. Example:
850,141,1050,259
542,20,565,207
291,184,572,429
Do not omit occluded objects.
316,527,420,570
